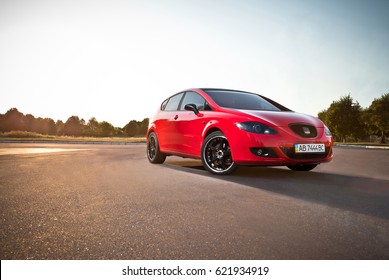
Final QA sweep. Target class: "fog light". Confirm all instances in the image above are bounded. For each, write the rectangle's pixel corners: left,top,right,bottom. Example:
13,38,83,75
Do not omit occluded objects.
250,147,278,158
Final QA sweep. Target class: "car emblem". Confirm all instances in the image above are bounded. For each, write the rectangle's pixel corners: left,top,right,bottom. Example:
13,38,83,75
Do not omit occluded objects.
302,127,311,135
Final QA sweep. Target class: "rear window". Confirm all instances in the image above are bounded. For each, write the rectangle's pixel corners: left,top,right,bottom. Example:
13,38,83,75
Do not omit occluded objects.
204,89,288,111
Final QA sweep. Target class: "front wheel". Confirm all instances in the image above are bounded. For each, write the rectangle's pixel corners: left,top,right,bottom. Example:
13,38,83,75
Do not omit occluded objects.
201,131,237,175
147,132,166,164
287,164,318,171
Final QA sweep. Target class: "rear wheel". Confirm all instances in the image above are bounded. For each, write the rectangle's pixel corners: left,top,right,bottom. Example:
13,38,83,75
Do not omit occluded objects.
287,164,318,171
201,131,237,175
147,132,166,164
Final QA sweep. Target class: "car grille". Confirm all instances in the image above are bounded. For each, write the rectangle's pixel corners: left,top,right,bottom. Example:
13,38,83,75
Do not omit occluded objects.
289,124,317,138
280,147,331,160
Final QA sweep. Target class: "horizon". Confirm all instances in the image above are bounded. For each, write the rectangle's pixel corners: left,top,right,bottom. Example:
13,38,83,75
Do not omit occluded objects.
1,0,388,127
0,89,387,128
0,106,148,127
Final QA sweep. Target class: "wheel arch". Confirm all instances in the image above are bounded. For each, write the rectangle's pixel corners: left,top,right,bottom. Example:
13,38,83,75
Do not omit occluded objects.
146,129,155,139
146,122,158,139
202,120,225,140
204,127,223,138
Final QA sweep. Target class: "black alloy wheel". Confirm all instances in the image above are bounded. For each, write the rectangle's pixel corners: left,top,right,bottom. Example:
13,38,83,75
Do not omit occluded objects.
147,132,166,164
201,131,237,175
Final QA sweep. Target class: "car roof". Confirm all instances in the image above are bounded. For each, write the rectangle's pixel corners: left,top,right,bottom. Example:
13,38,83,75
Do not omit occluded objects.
200,88,254,94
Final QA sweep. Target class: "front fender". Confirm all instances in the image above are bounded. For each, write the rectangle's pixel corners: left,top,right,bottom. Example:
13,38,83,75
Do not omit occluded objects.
201,120,222,139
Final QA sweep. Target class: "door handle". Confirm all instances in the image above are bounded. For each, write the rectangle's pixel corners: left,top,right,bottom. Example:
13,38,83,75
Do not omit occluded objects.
173,115,178,120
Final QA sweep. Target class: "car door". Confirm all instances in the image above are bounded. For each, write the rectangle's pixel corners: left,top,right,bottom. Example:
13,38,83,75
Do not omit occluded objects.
157,92,184,152
174,91,211,157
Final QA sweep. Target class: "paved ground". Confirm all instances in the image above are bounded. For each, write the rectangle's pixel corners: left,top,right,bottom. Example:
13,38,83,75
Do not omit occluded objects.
0,143,388,259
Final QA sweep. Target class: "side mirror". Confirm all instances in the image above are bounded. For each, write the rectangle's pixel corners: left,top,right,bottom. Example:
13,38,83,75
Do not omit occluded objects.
184,104,199,115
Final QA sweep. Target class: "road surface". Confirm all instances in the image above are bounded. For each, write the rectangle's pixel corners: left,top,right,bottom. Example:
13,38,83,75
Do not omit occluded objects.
0,143,388,259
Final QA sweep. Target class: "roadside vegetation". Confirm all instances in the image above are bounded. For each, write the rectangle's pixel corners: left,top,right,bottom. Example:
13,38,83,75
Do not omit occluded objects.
318,93,388,143
1,92,388,144
0,108,148,139
0,131,146,143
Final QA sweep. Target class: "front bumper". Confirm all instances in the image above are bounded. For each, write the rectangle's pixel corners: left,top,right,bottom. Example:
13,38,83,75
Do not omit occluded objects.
227,126,334,166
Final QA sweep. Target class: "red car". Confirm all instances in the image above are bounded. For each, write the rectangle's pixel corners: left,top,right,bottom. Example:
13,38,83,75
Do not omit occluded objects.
147,88,333,175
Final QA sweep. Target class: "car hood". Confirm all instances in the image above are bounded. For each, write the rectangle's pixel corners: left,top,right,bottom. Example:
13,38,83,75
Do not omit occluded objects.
238,110,323,127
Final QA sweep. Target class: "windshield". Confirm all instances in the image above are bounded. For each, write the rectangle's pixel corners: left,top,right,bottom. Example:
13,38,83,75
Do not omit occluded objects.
203,89,289,111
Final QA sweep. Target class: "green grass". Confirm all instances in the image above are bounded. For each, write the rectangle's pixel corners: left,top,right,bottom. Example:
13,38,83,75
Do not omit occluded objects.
0,131,146,143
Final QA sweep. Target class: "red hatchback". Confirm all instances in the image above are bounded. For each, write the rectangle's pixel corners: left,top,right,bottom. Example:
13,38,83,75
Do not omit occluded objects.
147,88,333,175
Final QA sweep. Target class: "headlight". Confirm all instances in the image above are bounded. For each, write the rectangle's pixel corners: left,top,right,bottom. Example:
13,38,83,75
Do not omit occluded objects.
236,122,277,134
324,126,331,136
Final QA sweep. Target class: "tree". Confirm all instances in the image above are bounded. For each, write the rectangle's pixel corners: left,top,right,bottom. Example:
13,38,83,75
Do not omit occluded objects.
31,117,56,135
85,118,117,137
317,109,329,126
139,118,149,135
63,116,84,136
0,108,26,132
366,93,389,143
56,120,64,135
24,114,35,132
123,120,139,137
87,117,101,136
46,118,57,135
319,95,366,142
99,121,115,137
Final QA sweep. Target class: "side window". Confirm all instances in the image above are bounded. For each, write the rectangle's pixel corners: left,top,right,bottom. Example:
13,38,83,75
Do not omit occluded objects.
204,102,212,111
164,93,184,111
161,99,168,111
180,91,208,111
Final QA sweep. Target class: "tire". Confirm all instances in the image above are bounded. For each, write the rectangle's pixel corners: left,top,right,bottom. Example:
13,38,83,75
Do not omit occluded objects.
287,164,318,171
201,131,237,175
147,132,166,164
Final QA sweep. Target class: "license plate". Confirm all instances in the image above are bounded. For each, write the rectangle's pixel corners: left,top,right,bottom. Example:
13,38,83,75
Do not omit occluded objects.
295,143,325,153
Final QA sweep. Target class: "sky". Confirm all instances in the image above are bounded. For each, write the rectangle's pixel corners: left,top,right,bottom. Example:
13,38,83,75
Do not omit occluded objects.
1,0,388,127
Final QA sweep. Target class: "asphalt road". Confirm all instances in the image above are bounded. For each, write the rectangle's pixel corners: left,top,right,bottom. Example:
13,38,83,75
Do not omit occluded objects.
0,143,388,259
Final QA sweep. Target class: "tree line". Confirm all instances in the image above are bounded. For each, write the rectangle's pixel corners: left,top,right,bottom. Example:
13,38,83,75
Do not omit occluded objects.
0,108,149,137
318,93,389,143
1,92,388,142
